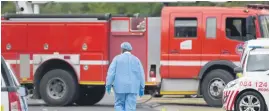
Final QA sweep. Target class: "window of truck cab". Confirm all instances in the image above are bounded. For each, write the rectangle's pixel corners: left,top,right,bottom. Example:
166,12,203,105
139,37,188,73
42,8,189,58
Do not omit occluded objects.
259,15,269,38
174,18,197,38
225,17,247,41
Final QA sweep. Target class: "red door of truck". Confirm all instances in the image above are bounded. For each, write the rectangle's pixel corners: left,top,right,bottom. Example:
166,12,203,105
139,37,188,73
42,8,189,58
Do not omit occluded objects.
220,14,249,65
168,12,202,78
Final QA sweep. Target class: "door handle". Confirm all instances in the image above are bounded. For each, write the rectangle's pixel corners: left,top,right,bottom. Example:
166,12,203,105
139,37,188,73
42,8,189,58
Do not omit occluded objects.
170,49,179,54
221,50,230,54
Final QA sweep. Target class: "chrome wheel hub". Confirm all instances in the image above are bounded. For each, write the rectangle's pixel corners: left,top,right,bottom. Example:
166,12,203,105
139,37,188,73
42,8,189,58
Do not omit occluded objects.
209,78,225,98
46,77,67,99
239,95,260,111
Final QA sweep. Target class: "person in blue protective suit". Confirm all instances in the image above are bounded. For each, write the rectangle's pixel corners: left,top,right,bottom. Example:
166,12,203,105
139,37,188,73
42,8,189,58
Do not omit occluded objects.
106,42,145,111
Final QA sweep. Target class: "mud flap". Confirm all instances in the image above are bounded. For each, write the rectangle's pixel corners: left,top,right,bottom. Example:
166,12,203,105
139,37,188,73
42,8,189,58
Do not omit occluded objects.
31,86,41,99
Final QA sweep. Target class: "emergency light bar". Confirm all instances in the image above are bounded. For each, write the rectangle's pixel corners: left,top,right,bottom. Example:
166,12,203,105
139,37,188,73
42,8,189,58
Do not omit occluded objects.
247,4,269,10
248,46,269,49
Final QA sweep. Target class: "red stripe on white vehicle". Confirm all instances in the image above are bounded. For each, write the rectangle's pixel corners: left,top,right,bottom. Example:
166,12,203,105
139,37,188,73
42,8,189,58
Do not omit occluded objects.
229,91,239,110
228,91,236,110
224,91,229,108
226,91,234,110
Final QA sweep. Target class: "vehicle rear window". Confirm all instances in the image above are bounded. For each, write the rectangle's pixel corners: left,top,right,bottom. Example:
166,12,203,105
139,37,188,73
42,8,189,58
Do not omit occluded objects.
174,18,197,38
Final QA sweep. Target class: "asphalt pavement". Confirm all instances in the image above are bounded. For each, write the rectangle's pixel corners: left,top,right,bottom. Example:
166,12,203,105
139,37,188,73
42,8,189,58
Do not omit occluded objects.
27,94,224,111
27,93,157,111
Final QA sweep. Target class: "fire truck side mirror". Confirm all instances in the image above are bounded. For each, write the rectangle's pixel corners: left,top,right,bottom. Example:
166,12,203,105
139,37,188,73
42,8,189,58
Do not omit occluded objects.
234,67,243,74
246,16,256,40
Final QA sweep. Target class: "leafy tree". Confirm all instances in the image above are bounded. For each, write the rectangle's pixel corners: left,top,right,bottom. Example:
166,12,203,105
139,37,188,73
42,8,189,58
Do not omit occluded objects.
1,1,268,16
1,1,16,14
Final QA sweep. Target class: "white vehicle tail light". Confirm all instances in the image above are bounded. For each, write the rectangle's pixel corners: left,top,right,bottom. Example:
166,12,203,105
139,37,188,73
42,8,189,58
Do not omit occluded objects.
9,92,22,111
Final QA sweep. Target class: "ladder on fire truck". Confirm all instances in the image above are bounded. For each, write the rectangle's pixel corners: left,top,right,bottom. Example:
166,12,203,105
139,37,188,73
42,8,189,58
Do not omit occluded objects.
13,1,47,14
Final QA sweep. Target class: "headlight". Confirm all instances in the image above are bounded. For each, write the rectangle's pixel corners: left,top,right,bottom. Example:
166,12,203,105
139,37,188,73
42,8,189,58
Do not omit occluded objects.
225,80,238,88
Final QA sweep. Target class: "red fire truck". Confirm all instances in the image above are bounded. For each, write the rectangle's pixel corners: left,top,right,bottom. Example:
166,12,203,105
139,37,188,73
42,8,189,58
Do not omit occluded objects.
158,4,269,107
1,3,269,107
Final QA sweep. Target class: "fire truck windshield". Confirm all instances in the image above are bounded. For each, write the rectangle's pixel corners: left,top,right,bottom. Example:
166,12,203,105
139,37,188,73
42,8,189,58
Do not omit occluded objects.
260,15,269,38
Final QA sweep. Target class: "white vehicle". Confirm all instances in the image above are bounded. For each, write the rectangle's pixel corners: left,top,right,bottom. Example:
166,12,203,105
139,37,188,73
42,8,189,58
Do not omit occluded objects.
5,61,29,111
1,56,28,111
240,39,269,68
223,46,269,111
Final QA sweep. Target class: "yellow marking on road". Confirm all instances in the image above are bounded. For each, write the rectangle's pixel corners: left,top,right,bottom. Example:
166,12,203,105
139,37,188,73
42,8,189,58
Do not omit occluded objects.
160,91,197,95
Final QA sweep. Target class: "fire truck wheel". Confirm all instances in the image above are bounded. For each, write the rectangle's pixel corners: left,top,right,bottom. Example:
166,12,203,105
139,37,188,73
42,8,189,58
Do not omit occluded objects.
40,69,78,106
75,86,105,106
201,69,234,107
235,91,266,111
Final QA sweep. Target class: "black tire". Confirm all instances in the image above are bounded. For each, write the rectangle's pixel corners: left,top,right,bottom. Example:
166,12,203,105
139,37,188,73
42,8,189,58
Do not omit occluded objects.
201,69,234,107
235,91,267,111
75,86,105,106
40,69,78,106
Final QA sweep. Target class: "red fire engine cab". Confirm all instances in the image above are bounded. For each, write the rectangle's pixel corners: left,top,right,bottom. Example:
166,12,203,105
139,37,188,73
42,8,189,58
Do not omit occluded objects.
158,4,269,107
1,3,269,107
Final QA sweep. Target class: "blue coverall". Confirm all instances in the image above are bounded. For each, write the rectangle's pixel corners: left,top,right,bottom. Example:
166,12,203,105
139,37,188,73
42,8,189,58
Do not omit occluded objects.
106,42,145,111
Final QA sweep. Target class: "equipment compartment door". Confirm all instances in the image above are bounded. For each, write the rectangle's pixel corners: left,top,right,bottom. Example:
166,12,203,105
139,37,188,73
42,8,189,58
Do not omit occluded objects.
168,12,202,78
109,17,148,81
